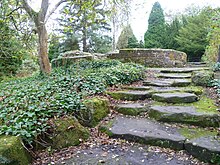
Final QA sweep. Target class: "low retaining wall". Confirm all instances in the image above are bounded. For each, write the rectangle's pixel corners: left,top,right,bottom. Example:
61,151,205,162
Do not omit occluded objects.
107,49,187,67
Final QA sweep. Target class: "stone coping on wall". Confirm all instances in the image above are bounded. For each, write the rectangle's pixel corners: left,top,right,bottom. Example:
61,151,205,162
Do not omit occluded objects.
107,48,187,68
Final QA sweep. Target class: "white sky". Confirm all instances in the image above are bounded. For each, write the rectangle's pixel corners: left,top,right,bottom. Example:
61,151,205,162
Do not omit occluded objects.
130,0,220,40
31,0,220,41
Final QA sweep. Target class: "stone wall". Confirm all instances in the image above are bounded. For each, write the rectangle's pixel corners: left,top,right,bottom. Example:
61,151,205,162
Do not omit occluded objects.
107,48,187,67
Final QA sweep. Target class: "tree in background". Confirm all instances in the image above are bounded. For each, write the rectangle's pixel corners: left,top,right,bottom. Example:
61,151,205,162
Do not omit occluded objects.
109,0,133,51
175,9,210,61
164,17,181,50
89,32,112,53
116,24,138,49
21,0,66,74
144,2,166,48
59,0,110,52
203,8,220,64
0,0,32,79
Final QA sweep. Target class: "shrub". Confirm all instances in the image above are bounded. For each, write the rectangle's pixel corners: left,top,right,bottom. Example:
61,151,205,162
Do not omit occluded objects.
0,60,144,144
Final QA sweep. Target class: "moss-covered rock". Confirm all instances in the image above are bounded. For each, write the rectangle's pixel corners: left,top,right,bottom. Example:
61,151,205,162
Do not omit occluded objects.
0,136,31,165
152,92,198,103
148,105,220,127
81,97,110,127
192,71,214,86
49,117,90,149
114,103,149,116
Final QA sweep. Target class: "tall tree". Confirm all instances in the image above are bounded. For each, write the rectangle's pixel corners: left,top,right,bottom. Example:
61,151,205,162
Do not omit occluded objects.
116,24,138,49
175,9,210,61
59,0,110,52
164,17,181,49
21,0,65,74
144,2,166,48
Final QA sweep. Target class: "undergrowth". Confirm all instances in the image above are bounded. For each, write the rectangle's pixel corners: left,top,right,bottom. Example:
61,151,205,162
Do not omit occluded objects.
0,60,144,144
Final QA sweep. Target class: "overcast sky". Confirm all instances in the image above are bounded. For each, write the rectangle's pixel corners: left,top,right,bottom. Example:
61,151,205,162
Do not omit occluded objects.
130,0,220,40
31,0,220,41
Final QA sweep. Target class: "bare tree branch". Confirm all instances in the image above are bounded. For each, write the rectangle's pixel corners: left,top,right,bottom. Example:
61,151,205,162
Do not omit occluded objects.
40,0,49,20
45,0,67,23
21,0,35,17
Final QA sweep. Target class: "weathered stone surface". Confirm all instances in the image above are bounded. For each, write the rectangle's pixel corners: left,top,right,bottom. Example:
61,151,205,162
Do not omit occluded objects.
82,97,110,127
0,136,31,165
185,136,220,163
63,144,197,165
152,93,198,103
143,79,191,87
102,116,185,150
151,86,203,95
160,67,211,73
121,86,151,91
143,80,173,87
114,103,149,116
149,105,220,127
158,73,191,79
107,48,187,67
192,71,214,86
171,79,191,87
49,117,90,149
106,90,151,101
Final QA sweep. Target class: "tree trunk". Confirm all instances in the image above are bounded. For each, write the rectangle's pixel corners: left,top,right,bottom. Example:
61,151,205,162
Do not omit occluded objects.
82,26,87,52
37,25,51,74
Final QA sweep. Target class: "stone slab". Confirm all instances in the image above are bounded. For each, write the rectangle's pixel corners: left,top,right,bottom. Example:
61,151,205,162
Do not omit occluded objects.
121,86,151,91
158,73,191,79
107,90,151,101
114,103,149,116
160,67,210,73
143,80,173,87
151,87,203,95
105,116,185,150
148,105,220,127
143,79,191,87
152,93,198,103
185,136,220,163
63,144,197,165
171,79,191,87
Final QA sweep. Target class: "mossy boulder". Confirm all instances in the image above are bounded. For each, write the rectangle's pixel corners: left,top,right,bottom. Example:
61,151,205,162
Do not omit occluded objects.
0,136,31,165
49,117,90,149
192,71,214,86
81,97,110,127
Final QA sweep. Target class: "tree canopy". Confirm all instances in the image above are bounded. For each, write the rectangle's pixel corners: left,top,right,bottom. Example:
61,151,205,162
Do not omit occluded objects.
144,2,166,48
116,24,138,49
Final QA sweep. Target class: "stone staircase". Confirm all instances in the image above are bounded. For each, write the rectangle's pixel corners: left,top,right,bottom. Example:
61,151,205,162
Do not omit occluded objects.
102,67,220,163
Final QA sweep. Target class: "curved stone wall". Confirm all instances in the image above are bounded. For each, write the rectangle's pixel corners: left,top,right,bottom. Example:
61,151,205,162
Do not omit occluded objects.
107,48,187,67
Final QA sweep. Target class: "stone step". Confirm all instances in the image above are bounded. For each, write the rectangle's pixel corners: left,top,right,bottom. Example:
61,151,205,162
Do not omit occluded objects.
106,90,151,101
148,105,220,127
121,86,151,91
113,103,149,116
100,116,220,163
185,136,220,163
101,116,185,150
158,73,191,79
151,86,203,95
152,93,198,103
160,67,210,73
143,79,191,87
